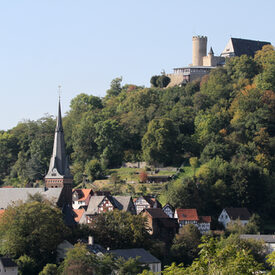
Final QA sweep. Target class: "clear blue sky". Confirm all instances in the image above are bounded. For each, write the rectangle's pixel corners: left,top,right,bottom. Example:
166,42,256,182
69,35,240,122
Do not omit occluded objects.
0,0,274,130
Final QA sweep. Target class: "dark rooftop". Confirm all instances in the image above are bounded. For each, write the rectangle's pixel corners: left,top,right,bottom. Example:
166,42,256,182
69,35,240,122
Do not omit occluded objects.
110,248,161,264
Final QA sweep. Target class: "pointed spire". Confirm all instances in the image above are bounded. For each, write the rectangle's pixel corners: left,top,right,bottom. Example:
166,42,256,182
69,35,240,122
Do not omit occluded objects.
209,47,214,55
45,98,72,179
56,99,63,132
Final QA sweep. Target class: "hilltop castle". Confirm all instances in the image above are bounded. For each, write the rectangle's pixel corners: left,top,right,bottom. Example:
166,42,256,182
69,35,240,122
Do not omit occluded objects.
167,36,270,87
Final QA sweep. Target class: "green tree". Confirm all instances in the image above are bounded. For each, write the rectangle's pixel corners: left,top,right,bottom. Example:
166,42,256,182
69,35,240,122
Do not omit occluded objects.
39,264,58,275
95,119,124,167
16,255,37,275
0,132,19,183
170,224,201,265
0,201,69,270
88,210,150,249
106,77,123,98
85,159,105,182
142,118,179,165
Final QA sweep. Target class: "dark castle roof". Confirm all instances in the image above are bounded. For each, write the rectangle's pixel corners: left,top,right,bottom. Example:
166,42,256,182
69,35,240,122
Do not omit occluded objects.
45,100,72,179
231,38,270,57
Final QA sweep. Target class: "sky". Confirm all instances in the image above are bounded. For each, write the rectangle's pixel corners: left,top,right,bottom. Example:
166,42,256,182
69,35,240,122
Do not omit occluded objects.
0,0,274,130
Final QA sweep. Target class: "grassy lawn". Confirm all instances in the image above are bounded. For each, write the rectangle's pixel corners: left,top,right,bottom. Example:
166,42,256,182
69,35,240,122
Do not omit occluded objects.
81,165,195,198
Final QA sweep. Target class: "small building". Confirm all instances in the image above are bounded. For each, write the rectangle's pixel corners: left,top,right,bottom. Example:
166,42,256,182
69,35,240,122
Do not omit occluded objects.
72,189,93,210
240,234,275,253
198,216,211,234
175,208,199,227
175,209,211,234
218,208,251,228
142,208,178,243
57,240,74,263
0,257,18,275
162,203,175,218
84,195,136,223
134,196,162,214
110,248,161,273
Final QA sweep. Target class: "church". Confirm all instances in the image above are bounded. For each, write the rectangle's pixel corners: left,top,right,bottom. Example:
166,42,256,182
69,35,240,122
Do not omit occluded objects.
0,99,74,222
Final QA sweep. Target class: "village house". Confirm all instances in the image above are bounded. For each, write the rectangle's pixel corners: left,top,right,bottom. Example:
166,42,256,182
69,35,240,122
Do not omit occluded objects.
175,208,211,234
72,188,93,210
134,196,162,214
141,208,178,243
218,208,251,228
162,203,175,218
82,195,136,224
110,248,161,273
0,257,18,275
240,234,275,253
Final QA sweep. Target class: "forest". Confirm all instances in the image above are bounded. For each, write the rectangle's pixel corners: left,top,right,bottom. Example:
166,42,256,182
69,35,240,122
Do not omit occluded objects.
0,45,275,224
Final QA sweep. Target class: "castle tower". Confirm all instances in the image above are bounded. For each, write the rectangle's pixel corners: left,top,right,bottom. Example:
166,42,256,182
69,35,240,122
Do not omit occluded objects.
45,99,73,205
192,36,207,66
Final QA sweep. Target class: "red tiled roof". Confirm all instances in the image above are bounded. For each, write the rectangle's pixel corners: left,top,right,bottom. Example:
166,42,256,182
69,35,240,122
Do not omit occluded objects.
1,186,13,188
176,209,199,221
199,216,211,223
0,209,5,220
73,208,85,223
78,189,92,201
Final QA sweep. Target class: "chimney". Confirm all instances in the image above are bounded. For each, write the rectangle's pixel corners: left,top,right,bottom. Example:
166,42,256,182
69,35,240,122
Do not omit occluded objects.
88,236,94,245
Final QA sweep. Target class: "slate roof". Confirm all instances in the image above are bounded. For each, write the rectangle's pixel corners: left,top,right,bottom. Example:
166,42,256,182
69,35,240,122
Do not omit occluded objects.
136,196,162,208
230,38,270,57
0,257,17,267
176,209,199,221
86,195,133,215
144,208,169,219
240,234,275,243
0,188,63,209
45,100,72,179
163,203,175,212
110,248,161,264
225,208,251,221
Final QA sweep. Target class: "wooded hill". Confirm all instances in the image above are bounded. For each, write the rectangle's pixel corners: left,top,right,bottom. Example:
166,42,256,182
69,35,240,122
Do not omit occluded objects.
0,45,275,221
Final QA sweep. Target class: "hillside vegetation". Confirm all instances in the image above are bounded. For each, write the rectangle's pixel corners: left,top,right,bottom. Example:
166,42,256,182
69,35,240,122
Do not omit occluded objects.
0,45,275,222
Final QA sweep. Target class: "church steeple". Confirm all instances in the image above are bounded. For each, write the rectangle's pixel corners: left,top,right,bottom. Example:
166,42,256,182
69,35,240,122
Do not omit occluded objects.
45,98,73,204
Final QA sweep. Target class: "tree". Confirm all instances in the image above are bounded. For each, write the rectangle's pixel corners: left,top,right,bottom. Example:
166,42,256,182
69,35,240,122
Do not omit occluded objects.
16,255,37,275
139,171,148,183
170,224,201,265
156,75,171,88
0,201,69,270
95,119,124,168
62,243,147,275
85,159,105,182
106,77,123,98
0,132,19,183
39,264,58,275
164,235,264,274
189,157,199,177
88,210,150,250
142,118,179,165
150,75,170,88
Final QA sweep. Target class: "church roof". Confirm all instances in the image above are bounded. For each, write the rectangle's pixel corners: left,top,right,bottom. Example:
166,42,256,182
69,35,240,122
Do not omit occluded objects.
45,100,72,179
0,188,63,209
